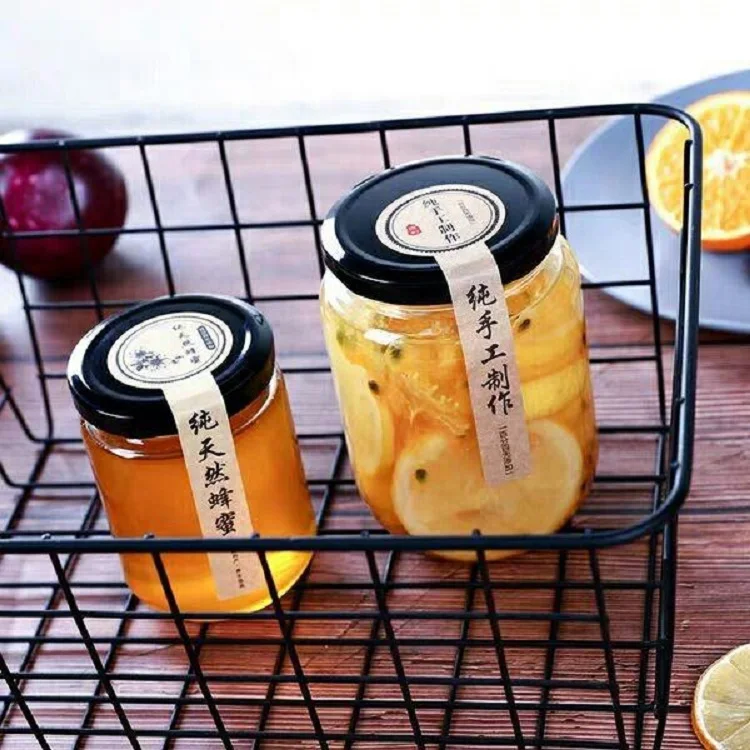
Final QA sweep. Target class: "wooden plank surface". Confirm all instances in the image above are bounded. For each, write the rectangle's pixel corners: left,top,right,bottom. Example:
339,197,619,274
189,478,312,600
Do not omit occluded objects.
0,117,748,749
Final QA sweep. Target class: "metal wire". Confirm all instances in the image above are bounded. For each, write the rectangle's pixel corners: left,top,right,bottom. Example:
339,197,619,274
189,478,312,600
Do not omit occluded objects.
0,103,701,750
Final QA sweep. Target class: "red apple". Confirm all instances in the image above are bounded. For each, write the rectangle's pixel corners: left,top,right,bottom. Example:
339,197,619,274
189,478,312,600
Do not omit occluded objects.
0,129,128,280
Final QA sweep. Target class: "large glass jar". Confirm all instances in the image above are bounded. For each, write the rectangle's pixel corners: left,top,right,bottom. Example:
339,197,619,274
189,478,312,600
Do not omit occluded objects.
68,295,315,613
320,156,597,559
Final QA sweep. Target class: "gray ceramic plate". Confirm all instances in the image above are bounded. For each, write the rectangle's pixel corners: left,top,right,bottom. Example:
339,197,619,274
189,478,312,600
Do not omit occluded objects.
562,69,750,333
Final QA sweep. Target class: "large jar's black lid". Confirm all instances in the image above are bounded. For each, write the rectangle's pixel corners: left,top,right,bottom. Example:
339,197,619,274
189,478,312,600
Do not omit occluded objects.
67,295,275,439
322,155,559,305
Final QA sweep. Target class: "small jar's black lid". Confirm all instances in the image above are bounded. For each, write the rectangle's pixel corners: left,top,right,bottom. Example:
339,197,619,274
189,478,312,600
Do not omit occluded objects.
322,155,559,305
67,294,275,439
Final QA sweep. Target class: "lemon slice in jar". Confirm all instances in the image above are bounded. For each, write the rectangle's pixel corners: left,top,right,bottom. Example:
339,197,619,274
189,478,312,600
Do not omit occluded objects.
330,349,395,476
521,357,590,421
692,644,750,749
513,259,585,381
392,420,583,541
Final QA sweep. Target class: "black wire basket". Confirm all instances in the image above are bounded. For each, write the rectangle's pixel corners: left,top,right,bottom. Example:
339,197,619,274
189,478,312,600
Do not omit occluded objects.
0,103,701,750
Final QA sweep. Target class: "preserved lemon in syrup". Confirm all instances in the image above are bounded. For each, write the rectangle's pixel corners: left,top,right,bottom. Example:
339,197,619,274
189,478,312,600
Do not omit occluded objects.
321,157,597,558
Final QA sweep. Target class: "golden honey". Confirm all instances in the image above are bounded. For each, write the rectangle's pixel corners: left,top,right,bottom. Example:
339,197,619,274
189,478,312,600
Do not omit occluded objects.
83,371,315,612
68,295,315,612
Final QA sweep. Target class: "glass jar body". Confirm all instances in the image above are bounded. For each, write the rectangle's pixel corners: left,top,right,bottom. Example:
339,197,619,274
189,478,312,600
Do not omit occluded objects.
82,367,316,613
321,237,597,560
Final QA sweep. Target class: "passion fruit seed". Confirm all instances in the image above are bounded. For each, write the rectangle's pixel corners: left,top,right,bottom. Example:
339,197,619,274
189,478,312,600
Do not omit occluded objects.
387,344,402,361
335,324,361,352
368,379,380,394
415,468,427,482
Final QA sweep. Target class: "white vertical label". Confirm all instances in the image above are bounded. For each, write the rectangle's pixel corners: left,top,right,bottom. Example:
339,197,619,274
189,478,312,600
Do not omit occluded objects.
375,184,531,484
435,245,531,482
163,373,263,600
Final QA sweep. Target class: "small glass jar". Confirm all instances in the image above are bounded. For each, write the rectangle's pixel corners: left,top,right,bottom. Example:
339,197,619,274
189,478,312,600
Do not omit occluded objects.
321,156,597,559
68,294,315,613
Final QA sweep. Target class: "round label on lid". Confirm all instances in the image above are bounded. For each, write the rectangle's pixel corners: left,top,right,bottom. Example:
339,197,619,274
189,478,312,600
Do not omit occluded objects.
107,312,234,389
375,184,506,256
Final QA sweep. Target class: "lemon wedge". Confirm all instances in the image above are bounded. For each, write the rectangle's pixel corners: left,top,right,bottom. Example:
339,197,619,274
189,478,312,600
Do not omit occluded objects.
693,644,750,749
392,420,583,551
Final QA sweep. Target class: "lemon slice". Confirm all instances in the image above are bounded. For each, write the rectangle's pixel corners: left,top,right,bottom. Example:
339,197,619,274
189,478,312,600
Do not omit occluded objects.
392,420,583,539
358,470,405,534
522,357,589,421
693,644,750,748
515,317,583,382
513,262,585,381
330,351,394,476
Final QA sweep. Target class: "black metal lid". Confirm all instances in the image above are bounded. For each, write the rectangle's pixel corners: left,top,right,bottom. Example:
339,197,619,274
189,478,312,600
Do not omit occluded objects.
322,155,559,305
67,294,275,439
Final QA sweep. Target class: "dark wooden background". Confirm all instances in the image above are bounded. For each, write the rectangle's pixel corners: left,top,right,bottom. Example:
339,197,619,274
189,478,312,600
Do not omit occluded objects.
0,117,748,749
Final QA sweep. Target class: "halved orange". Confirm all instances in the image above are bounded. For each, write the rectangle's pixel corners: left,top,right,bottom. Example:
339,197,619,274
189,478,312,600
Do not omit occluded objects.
646,90,750,252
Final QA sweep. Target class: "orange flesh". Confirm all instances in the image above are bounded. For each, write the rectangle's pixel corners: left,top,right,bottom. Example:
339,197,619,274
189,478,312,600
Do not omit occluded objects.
646,90,750,251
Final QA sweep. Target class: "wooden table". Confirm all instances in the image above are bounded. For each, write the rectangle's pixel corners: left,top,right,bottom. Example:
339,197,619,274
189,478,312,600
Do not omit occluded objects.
0,117,747,749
